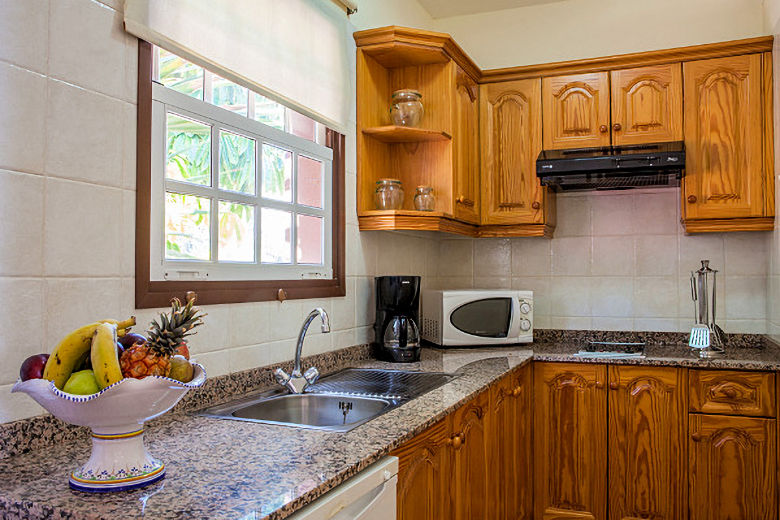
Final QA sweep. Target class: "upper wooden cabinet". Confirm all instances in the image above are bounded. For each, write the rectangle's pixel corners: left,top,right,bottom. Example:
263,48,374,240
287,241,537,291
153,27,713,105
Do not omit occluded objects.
611,64,683,145
453,67,481,224
682,54,775,232
608,366,687,520
480,79,553,234
543,72,611,150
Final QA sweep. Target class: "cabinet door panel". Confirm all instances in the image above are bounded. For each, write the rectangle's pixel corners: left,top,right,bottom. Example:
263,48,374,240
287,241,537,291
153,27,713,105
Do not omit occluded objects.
450,389,489,520
480,79,545,225
543,72,611,150
534,362,608,519
689,414,776,520
608,366,687,520
611,64,683,145
683,54,766,220
392,418,452,520
489,364,533,520
453,67,480,224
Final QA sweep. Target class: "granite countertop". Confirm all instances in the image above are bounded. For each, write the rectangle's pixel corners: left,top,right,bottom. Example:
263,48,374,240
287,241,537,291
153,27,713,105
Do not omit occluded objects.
2,338,780,520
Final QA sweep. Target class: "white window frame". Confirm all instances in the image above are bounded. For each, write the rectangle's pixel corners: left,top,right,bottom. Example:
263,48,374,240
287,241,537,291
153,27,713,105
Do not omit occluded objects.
150,83,334,282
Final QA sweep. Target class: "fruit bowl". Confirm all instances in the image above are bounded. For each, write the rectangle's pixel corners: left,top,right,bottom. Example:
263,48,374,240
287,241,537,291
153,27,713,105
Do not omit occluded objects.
11,364,206,493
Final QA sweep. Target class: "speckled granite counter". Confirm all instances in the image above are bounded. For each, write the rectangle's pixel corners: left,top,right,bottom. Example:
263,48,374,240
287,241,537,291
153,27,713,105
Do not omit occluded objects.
2,337,780,520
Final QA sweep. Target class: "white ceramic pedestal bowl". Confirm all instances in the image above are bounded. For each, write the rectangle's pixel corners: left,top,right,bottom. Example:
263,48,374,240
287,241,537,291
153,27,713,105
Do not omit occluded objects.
11,364,206,493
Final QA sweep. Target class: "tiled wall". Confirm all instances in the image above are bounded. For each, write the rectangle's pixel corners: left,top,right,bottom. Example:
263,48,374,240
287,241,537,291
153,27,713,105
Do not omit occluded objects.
435,190,772,334
0,0,434,423
770,35,780,342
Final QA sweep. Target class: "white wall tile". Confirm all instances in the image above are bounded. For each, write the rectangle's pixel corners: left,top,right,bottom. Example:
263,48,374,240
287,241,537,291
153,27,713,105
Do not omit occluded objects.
725,276,767,320
725,233,769,276
591,277,633,317
439,239,473,277
591,193,634,235
552,237,591,276
0,384,46,423
636,235,678,276
44,178,122,276
0,0,49,73
550,276,592,317
473,276,511,289
631,191,679,235
49,0,128,100
679,233,725,276
511,237,552,276
634,318,680,332
591,317,633,331
0,278,45,385
474,239,511,277
45,80,125,187
0,63,46,174
554,195,591,237
633,277,678,318
354,276,375,328
0,170,43,276
512,276,551,317
592,236,634,276
228,302,271,348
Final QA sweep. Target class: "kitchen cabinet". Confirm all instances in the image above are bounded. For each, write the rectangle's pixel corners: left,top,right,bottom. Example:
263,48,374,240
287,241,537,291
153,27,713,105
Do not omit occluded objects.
453,67,480,224
488,364,533,520
542,72,611,150
480,79,554,235
608,365,687,520
689,369,776,417
689,414,776,519
449,389,489,519
682,53,775,232
534,362,608,519
392,418,452,520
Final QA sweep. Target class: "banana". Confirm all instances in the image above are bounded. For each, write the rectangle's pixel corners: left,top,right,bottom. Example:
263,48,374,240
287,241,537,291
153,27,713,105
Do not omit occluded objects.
43,317,135,389
91,323,124,390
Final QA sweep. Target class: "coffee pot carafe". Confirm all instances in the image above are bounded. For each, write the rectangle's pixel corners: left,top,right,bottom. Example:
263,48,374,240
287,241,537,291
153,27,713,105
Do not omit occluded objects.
689,260,726,357
374,276,421,363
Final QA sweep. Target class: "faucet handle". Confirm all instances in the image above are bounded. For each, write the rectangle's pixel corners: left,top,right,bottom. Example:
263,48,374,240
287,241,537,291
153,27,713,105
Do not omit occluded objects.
274,368,291,386
304,367,320,385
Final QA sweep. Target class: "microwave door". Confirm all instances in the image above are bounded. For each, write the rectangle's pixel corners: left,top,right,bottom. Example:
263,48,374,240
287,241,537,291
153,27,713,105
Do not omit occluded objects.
448,297,513,343
507,296,522,340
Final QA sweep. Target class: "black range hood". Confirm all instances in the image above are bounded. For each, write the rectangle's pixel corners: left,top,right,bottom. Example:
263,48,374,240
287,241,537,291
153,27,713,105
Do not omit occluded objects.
536,141,685,192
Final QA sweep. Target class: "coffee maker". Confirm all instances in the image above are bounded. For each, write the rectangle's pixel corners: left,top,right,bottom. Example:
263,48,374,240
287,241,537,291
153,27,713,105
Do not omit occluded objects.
374,276,421,363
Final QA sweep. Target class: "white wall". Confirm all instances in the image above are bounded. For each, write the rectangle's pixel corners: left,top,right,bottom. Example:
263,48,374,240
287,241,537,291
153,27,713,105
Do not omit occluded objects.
766,0,780,341
433,0,766,69
0,0,437,423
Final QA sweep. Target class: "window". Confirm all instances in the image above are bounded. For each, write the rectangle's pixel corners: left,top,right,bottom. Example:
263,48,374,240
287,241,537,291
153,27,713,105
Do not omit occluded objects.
136,42,345,307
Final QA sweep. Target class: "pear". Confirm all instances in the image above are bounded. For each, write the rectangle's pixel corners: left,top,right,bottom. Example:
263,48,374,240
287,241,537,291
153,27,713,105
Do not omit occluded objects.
168,355,194,383
62,370,100,395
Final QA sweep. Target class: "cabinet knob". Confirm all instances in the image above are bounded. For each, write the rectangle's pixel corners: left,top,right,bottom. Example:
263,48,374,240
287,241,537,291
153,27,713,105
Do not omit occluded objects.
613,123,622,132
599,124,608,133
609,382,619,390
595,381,604,389
448,434,463,450
687,195,697,204
722,387,737,399
691,432,703,442
512,386,522,397
531,201,541,210
456,196,475,207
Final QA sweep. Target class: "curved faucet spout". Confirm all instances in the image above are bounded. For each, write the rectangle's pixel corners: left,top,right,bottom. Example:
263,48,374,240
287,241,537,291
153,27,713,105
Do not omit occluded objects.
275,308,330,394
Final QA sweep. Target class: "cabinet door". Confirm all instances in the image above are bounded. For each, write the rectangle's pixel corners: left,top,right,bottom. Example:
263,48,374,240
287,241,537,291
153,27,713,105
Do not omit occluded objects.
480,79,545,225
689,414,776,520
683,54,766,220
610,64,683,145
488,364,533,520
391,418,452,520
542,72,611,150
450,389,489,520
608,366,687,520
534,362,608,519
453,67,480,224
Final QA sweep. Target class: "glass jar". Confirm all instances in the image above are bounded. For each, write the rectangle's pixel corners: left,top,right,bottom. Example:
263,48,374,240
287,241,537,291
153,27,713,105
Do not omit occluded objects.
413,186,435,211
390,89,424,127
374,179,404,210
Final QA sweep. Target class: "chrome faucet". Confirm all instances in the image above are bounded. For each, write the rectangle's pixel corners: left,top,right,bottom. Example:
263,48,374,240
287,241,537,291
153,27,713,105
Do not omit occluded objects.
274,308,330,394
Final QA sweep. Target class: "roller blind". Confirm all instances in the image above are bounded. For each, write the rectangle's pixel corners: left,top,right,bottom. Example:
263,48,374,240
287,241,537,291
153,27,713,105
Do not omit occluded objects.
124,0,351,132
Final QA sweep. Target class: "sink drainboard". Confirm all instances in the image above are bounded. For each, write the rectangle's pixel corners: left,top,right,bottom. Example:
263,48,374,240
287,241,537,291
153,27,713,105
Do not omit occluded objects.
306,368,457,400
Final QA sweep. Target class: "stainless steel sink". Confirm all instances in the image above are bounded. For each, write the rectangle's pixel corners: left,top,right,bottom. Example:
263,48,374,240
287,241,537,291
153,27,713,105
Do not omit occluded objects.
199,368,456,432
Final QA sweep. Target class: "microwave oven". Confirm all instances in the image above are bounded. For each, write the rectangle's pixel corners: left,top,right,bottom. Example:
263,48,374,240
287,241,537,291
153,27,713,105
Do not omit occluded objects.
421,290,533,346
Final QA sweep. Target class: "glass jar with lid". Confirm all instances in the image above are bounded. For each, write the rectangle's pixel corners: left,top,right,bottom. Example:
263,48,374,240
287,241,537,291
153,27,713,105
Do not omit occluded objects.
413,186,435,211
374,179,404,210
390,90,424,127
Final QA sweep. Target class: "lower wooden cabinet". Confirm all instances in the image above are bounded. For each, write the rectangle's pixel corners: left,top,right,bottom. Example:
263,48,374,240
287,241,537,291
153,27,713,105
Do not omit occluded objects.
689,414,777,520
450,389,490,519
534,362,608,519
608,365,687,520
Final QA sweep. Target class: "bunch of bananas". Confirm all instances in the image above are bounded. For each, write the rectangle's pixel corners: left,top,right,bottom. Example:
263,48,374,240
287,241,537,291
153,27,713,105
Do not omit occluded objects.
43,318,136,390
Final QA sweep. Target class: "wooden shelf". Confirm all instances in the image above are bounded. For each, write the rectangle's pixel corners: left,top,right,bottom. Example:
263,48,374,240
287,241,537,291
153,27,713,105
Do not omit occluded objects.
357,210,554,238
362,126,452,143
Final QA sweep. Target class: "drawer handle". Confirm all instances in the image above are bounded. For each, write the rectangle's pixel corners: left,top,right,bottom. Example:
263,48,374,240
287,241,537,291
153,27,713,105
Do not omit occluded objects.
692,432,703,442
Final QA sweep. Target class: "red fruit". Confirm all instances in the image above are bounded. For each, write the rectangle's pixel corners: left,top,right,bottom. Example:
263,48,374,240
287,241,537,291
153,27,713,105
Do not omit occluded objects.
20,354,49,381
175,342,190,360
118,332,146,350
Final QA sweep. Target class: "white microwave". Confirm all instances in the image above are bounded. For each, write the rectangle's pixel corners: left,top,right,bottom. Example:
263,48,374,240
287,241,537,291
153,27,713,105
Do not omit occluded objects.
421,290,533,346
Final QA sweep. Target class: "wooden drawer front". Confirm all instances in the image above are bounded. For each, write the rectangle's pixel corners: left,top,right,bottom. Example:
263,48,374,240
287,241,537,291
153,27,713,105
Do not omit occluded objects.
689,370,775,417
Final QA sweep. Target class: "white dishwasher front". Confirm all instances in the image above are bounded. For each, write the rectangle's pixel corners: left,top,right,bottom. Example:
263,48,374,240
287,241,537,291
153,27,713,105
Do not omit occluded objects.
288,456,398,520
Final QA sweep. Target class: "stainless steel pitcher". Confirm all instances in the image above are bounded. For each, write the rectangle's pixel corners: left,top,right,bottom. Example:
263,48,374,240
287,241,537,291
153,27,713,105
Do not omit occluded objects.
689,260,726,355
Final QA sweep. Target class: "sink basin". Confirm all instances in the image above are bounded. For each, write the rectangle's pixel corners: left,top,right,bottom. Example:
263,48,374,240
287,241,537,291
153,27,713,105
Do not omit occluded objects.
199,368,456,432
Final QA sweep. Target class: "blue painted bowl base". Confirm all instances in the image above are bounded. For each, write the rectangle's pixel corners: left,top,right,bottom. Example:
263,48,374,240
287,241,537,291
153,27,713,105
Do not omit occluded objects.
69,469,166,493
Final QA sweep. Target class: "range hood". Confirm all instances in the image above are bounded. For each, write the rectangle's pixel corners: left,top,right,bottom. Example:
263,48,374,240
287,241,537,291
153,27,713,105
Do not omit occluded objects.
536,142,685,192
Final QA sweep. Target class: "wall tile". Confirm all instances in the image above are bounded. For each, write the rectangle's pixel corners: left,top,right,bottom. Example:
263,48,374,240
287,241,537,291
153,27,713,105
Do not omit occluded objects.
591,193,634,235
511,237,552,276
550,276,592,317
228,302,271,348
474,239,511,277
439,239,473,277
591,277,633,317
49,0,128,100
122,102,137,190
633,318,680,332
263,301,305,342
554,195,591,237
512,276,551,318
633,277,678,318
330,277,356,331
192,349,231,378
473,276,511,289
0,0,49,73
346,225,376,276
725,232,769,276
46,80,125,187
0,384,46,423
550,316,592,329
354,276,374,328
0,278,44,385
552,237,592,276
592,236,634,276
631,191,679,235
591,317,633,331
679,233,725,276
44,178,122,276
0,63,46,174
725,276,767,320
0,171,43,276
636,235,678,276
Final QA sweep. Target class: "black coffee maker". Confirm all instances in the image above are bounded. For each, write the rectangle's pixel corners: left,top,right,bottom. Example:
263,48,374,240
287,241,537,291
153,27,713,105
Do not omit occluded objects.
374,276,421,363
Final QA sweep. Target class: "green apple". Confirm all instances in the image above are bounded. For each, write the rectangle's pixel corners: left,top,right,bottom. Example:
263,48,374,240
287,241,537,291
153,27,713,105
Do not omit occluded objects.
63,369,100,395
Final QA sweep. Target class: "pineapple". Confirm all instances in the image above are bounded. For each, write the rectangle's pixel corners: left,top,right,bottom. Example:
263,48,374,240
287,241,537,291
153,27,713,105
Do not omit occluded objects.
120,296,205,379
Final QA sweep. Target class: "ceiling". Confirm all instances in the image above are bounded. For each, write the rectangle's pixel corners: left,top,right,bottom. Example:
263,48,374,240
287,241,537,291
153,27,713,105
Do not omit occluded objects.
418,0,567,19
